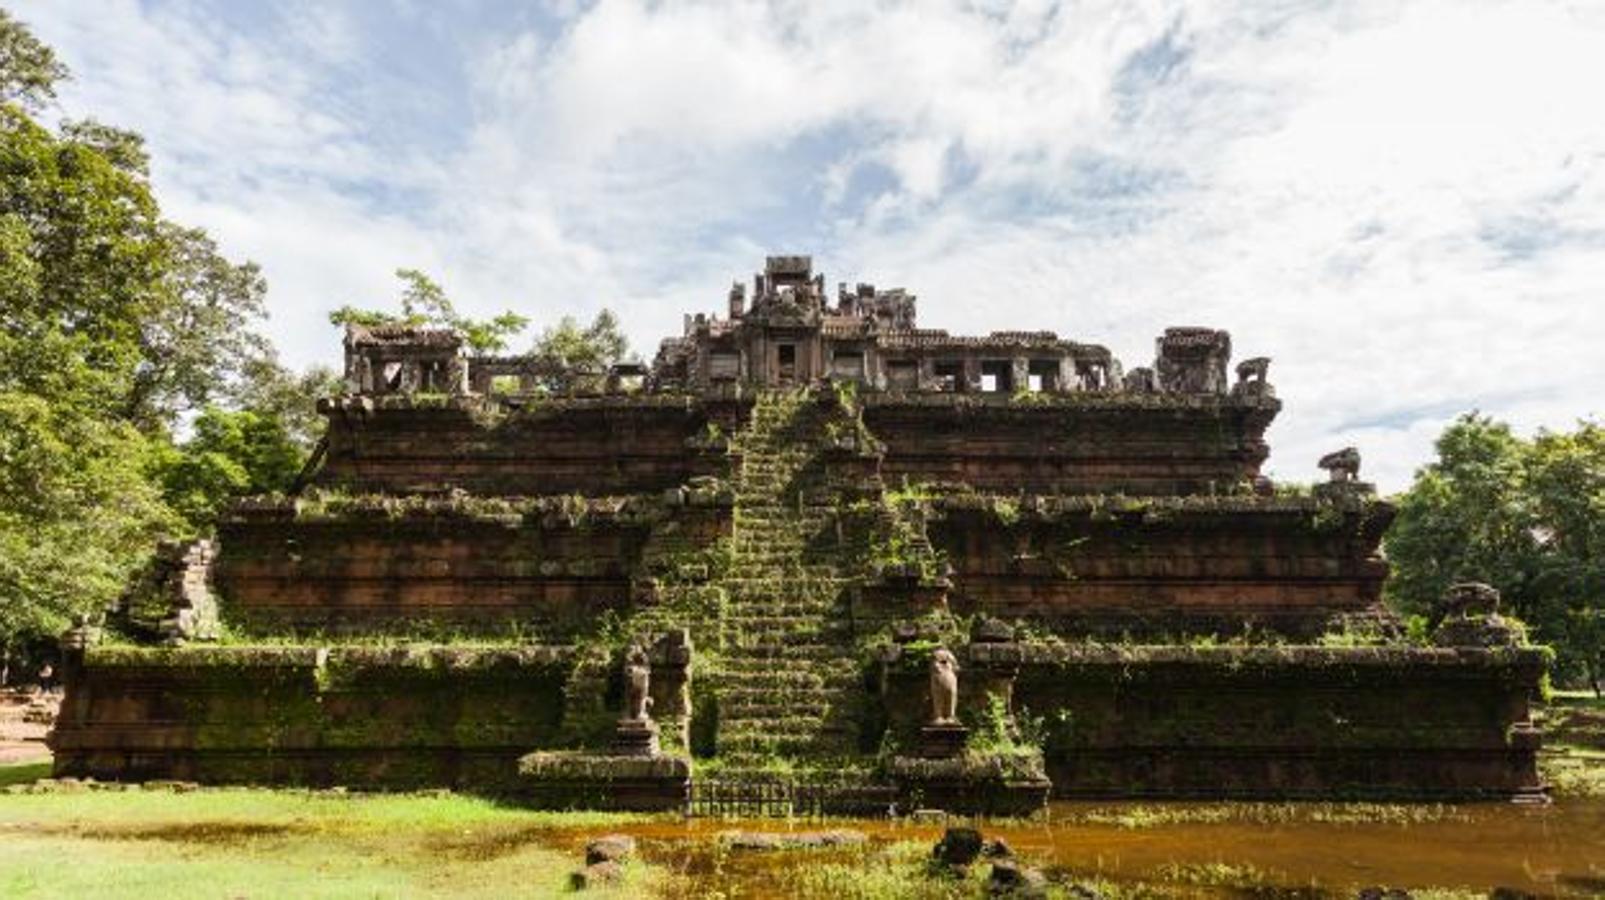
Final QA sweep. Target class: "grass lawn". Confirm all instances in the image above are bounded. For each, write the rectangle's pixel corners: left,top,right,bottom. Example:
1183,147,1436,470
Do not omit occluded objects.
1540,690,1605,798
0,771,661,899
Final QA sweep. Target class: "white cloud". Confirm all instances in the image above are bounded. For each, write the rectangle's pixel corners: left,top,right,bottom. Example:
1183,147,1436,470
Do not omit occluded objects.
14,0,1605,491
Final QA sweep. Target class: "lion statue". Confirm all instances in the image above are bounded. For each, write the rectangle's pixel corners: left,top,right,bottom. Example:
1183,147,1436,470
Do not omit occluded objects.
1318,447,1361,483
928,648,960,725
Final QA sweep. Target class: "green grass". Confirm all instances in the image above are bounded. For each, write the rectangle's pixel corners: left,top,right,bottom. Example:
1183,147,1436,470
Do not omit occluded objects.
1063,801,1470,829
1540,691,1605,797
0,775,663,899
0,760,50,788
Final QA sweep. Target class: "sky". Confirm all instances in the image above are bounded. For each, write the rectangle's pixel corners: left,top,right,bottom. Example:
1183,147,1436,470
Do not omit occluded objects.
13,0,1605,492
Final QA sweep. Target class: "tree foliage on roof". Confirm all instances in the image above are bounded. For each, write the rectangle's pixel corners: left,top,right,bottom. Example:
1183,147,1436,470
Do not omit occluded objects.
328,268,531,355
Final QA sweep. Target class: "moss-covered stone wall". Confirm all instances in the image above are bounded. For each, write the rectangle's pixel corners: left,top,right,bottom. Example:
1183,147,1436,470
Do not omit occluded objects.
214,497,729,636
316,394,727,496
313,393,1279,499
862,393,1278,495
50,645,572,790
1000,645,1546,800
929,495,1394,638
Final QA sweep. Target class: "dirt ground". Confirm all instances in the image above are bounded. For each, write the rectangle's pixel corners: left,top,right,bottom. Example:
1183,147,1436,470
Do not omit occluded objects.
0,689,56,765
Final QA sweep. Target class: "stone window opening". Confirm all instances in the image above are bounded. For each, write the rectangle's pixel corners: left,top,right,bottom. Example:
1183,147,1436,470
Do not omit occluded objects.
778,344,797,381
933,360,963,392
1028,359,1061,393
980,360,1013,393
381,361,403,392
887,359,918,390
419,360,445,392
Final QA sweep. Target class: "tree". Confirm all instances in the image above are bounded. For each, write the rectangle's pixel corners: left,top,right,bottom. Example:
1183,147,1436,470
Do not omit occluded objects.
227,355,341,451
1387,414,1604,692
158,407,305,527
0,8,68,110
528,309,631,392
0,12,287,664
329,268,530,355
0,103,166,413
0,392,177,669
124,224,271,428
1526,424,1605,693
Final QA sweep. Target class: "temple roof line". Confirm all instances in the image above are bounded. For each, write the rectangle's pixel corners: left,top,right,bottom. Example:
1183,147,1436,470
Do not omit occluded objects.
339,254,1271,403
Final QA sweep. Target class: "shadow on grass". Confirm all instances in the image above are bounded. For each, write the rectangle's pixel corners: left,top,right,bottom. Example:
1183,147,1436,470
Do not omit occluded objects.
71,822,301,844
0,760,50,788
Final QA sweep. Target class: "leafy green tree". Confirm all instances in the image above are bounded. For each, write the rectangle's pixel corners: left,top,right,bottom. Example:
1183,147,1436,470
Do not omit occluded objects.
227,355,341,451
0,12,288,664
1386,416,1541,613
528,309,631,392
0,8,67,109
158,408,304,526
1526,424,1605,693
0,392,178,665
125,224,271,427
329,268,530,355
1387,414,1604,691
0,102,166,411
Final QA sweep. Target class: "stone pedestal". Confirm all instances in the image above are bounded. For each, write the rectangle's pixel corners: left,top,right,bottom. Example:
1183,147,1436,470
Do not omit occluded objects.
518,752,690,812
919,723,969,759
611,719,660,758
887,751,1051,817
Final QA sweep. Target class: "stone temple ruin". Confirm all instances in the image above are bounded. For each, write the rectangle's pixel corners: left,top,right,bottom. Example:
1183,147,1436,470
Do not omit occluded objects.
52,255,1546,813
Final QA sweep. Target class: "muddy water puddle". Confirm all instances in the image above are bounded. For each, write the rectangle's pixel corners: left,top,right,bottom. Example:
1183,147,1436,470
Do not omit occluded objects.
539,800,1605,897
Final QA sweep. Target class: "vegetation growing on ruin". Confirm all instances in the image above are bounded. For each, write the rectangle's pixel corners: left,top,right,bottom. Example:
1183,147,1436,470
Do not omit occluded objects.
329,269,531,356
1539,691,1605,797
1387,414,1605,693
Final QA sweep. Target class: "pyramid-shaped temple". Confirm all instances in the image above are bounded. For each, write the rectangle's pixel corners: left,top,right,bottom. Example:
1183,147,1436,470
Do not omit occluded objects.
52,256,1545,812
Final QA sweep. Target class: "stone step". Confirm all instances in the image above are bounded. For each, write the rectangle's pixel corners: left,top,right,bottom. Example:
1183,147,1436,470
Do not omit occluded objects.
720,700,857,720
725,586,843,598
717,714,831,733
717,685,852,704
724,609,846,624
714,670,859,690
717,654,859,673
722,627,841,641
717,733,858,757
724,613,848,628
723,616,837,631
727,540,822,552
716,670,858,689
720,647,855,665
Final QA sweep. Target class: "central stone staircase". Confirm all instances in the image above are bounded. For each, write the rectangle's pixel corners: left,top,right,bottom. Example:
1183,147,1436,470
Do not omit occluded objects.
712,390,866,771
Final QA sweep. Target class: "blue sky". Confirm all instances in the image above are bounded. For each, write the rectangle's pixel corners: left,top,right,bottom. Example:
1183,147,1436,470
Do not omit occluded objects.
14,0,1605,490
